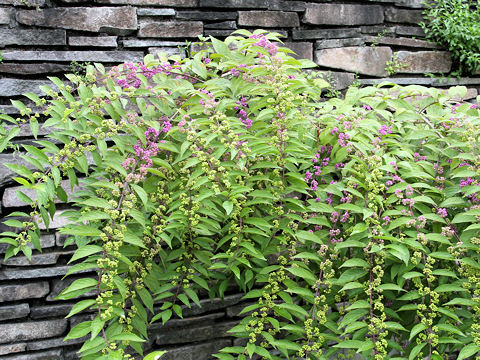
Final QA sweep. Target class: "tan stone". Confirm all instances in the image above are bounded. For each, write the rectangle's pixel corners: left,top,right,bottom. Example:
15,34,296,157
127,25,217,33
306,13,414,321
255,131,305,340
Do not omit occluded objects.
314,46,393,77
395,51,452,73
16,7,137,34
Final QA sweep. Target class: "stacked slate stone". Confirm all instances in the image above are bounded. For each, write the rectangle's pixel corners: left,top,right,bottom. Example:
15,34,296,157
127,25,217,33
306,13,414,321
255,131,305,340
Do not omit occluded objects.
0,0,479,359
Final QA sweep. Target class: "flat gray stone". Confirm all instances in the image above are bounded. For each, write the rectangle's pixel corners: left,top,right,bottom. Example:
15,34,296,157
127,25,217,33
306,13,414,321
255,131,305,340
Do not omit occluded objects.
0,343,27,356
0,303,30,321
200,0,269,8
0,349,62,360
304,4,383,25
282,42,313,60
363,36,440,49
0,232,55,255
0,8,11,24
182,294,243,317
315,38,365,49
385,7,423,23
2,252,65,266
176,11,237,20
0,282,49,302
396,25,425,37
123,39,184,48
0,78,53,97
292,28,360,40
308,71,356,90
204,21,237,30
2,50,144,62
395,0,429,8
150,313,224,331
238,11,299,27
360,25,396,35
203,29,236,37
27,335,87,351
395,51,452,74
137,8,175,16
96,0,195,5
16,7,137,35
138,21,203,38
69,36,118,47
0,234,55,254
0,0,45,6
360,77,434,86
155,321,237,345
0,63,70,74
268,0,306,11
148,47,183,57
0,265,77,280
47,276,97,301
0,29,66,47
3,179,82,207
30,303,78,319
0,319,67,343
160,340,231,360
315,46,393,77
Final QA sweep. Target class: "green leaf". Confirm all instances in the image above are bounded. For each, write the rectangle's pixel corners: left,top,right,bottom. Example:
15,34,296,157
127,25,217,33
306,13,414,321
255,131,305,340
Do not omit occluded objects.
58,278,98,298
286,266,316,282
340,258,369,268
222,201,233,215
66,299,96,318
409,323,427,341
144,351,167,360
69,245,103,263
64,321,92,341
110,332,146,342
458,343,480,360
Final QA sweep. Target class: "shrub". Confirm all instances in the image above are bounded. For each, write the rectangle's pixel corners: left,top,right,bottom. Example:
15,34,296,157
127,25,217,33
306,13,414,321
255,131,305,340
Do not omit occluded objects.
421,0,480,75
1,30,480,360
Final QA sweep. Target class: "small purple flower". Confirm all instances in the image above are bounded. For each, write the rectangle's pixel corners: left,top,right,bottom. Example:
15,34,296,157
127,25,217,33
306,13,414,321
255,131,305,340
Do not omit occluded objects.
437,208,448,218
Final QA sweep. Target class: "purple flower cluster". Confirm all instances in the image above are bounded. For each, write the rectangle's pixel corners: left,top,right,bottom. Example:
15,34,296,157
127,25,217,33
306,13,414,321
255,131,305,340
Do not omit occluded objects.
199,89,218,115
110,62,177,89
249,34,278,57
379,125,392,136
234,97,252,128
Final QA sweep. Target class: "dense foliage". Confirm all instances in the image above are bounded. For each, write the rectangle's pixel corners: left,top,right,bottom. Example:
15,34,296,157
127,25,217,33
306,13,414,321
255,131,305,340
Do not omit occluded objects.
2,31,480,360
421,0,480,75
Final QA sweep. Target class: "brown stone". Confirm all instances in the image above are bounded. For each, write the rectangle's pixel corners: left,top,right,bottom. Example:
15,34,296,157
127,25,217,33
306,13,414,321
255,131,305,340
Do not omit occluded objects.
281,42,313,60
16,7,137,34
0,343,27,356
395,51,452,74
238,11,299,27
69,36,118,47
0,63,70,74
314,46,393,77
0,282,49,302
385,7,424,23
304,4,383,25
97,0,195,5
0,303,30,321
0,7,10,24
138,21,203,38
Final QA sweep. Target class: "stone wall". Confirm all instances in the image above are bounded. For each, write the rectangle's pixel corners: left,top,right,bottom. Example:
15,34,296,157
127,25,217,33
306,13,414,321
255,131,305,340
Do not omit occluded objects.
0,0,479,359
